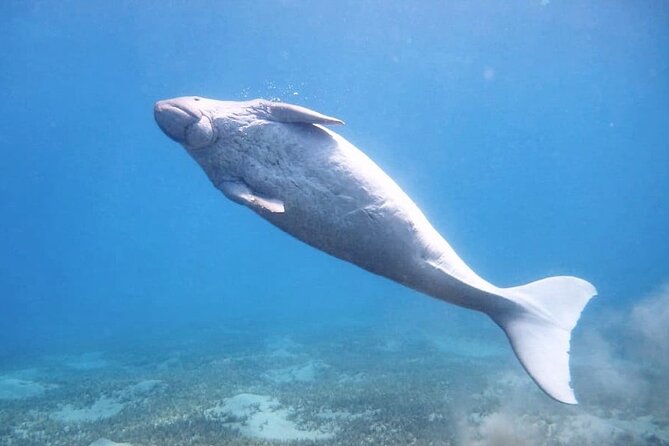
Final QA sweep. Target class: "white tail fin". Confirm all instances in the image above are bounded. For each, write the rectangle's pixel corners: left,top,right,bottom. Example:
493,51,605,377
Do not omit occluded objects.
490,276,597,404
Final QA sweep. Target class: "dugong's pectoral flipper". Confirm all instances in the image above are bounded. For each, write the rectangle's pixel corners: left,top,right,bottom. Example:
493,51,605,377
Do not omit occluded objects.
218,180,285,213
487,276,596,404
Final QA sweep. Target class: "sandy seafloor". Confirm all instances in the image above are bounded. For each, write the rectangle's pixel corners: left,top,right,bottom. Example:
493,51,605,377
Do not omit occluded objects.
1,303,668,446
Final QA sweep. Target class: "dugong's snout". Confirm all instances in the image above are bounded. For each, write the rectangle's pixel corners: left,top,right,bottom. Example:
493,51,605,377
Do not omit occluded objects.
154,97,215,149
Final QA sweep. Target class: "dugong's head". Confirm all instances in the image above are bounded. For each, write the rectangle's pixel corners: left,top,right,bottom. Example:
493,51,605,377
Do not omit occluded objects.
153,96,220,150
154,96,344,152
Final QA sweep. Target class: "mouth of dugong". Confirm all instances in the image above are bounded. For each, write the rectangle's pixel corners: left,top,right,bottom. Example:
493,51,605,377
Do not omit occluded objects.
154,98,214,149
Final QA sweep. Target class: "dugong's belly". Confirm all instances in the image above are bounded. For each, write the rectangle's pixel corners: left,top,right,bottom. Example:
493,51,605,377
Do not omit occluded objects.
247,124,437,283
269,186,425,281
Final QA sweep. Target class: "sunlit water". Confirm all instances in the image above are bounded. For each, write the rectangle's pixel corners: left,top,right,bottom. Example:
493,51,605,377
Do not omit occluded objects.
1,1,668,445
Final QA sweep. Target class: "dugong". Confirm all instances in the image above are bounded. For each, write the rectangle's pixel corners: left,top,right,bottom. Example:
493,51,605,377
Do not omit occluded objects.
154,96,597,404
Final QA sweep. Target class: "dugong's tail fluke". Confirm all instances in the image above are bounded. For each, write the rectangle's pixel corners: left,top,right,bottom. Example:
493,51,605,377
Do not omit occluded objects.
490,276,597,404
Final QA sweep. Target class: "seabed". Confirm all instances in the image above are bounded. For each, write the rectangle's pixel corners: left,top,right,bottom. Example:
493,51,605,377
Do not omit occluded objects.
1,318,667,446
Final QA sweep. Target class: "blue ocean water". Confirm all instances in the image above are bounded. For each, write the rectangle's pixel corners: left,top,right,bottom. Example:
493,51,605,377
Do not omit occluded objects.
1,1,668,445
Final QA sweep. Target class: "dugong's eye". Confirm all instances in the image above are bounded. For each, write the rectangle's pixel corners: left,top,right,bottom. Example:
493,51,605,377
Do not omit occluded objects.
185,116,215,149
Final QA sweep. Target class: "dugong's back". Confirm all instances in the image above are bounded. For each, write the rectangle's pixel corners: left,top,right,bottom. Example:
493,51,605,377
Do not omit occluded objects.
154,96,597,405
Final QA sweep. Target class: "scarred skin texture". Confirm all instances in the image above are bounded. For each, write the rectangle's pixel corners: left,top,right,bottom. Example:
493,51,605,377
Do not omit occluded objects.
154,96,511,314
154,96,600,406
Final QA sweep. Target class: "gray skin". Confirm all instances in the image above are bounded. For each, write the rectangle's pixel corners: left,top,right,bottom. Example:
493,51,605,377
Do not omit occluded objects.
154,96,511,315
154,96,599,405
